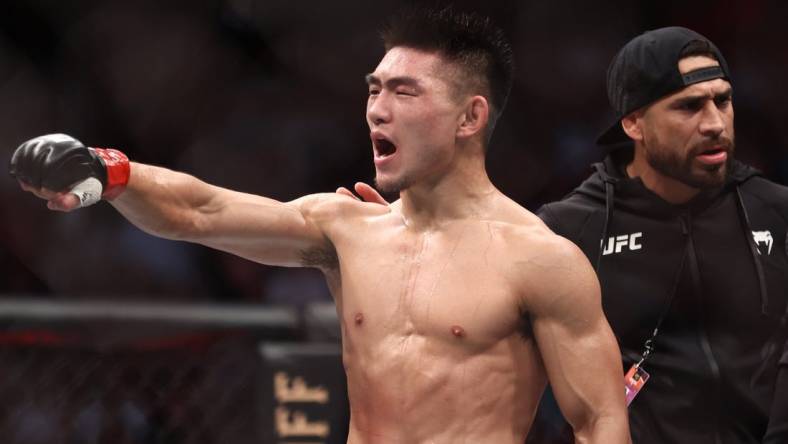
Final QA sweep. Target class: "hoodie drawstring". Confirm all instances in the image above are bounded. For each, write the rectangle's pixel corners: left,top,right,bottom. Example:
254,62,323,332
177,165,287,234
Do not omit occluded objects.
594,163,617,272
734,186,770,315
735,186,783,386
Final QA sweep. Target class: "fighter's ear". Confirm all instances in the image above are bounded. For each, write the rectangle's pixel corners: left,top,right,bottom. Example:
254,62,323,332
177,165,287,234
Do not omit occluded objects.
621,110,645,142
456,95,489,139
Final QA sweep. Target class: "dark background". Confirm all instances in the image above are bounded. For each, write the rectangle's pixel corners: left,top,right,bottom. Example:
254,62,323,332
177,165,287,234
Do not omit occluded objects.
1,0,787,304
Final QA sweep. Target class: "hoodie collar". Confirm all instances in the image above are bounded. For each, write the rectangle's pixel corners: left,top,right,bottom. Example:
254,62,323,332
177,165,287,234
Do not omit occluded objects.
579,147,762,217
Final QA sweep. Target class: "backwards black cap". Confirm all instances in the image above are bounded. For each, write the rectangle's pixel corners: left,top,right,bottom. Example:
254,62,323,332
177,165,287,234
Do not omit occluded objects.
597,26,732,146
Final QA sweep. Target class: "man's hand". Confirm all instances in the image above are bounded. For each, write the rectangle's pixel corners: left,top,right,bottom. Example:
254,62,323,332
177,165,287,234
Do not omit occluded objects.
335,182,388,205
9,133,130,211
18,182,82,212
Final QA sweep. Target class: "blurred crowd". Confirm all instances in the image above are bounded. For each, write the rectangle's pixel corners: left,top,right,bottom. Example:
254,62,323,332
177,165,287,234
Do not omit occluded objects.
1,0,786,305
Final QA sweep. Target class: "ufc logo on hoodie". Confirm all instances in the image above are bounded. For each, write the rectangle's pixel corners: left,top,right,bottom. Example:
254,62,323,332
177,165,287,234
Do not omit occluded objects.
601,232,643,256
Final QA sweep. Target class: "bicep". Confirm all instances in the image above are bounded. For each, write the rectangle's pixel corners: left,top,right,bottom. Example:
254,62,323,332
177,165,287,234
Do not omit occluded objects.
532,304,623,429
527,241,626,431
196,189,336,268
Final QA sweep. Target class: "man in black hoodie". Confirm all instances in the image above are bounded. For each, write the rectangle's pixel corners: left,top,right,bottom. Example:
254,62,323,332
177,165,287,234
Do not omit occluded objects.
537,27,788,443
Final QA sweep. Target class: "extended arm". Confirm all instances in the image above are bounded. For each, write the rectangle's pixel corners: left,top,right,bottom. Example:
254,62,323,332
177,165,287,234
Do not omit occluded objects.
112,163,336,267
10,134,339,268
526,236,630,444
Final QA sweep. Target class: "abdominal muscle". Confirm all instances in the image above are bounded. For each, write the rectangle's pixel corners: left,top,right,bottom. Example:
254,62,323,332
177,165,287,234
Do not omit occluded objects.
343,331,547,444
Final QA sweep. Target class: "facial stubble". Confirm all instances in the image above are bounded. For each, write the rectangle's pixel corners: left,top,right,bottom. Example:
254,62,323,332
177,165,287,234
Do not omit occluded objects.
645,138,735,189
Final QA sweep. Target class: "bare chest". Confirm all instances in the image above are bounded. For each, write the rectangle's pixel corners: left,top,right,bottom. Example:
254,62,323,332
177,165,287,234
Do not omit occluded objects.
335,227,525,349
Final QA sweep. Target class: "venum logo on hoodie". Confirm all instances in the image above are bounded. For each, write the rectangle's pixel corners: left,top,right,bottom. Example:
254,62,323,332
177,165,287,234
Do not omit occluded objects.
751,230,773,255
601,232,643,256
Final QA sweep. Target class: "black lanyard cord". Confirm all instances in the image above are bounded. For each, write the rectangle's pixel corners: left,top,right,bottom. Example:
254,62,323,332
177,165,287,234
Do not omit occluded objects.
636,238,690,368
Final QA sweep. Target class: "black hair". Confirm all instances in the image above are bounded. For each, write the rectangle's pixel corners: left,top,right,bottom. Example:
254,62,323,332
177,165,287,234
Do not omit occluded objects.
380,6,514,139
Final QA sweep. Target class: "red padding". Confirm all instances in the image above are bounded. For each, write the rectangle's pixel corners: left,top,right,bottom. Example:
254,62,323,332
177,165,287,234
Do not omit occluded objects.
93,148,130,199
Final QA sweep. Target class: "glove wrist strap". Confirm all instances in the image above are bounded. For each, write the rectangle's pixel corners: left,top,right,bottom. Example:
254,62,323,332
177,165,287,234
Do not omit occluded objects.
92,148,130,199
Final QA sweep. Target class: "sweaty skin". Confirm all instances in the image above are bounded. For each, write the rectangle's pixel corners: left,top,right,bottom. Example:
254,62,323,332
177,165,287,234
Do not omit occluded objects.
21,47,629,443
326,195,620,443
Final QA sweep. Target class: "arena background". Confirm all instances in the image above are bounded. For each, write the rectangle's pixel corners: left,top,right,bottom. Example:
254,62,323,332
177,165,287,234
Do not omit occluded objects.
0,0,786,443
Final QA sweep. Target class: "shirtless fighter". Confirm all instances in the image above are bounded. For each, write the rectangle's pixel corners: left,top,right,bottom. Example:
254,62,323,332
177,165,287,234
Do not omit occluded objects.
9,8,629,444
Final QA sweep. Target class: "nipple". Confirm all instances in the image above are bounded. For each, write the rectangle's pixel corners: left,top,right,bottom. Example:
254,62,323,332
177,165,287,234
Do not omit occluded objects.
354,313,364,326
451,325,466,338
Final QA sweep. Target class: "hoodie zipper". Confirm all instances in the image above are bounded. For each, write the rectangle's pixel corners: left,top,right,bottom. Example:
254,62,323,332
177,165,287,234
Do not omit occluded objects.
681,212,722,444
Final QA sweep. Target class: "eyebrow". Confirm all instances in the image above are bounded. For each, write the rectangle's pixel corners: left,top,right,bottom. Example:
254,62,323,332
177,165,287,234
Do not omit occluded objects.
672,86,733,106
364,74,422,90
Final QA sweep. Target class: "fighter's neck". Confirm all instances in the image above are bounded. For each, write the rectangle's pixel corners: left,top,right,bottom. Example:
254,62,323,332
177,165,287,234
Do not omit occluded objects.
398,165,497,231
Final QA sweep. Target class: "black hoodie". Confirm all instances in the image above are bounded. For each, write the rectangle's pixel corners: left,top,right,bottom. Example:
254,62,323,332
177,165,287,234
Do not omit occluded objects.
537,150,788,444
763,342,788,443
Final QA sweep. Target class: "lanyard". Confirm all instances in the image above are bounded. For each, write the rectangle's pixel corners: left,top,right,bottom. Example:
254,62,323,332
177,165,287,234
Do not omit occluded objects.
636,233,690,367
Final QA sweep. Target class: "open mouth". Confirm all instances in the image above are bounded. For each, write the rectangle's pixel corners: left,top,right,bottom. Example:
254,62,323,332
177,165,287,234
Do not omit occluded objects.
373,136,397,158
695,146,728,164
700,147,725,156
